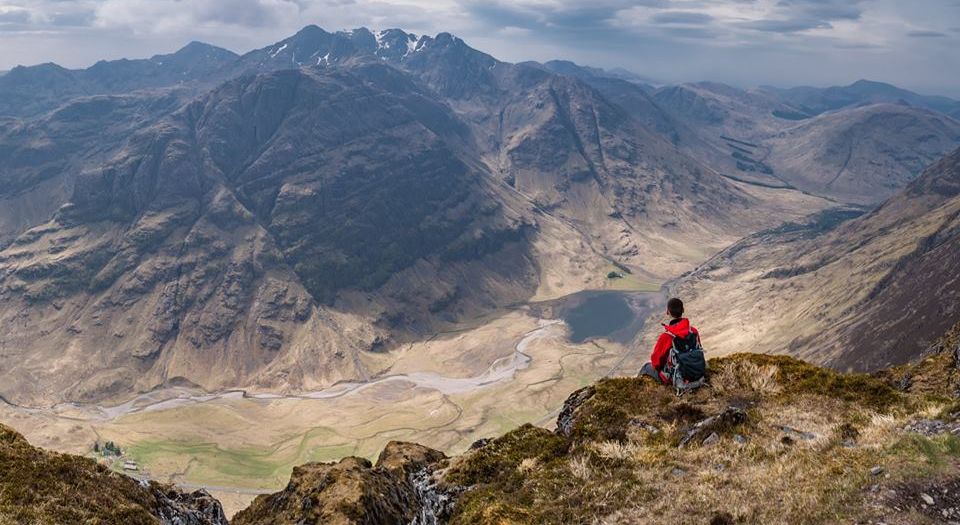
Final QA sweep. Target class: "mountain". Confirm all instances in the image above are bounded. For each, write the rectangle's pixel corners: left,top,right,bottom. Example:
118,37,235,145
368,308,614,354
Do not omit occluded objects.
763,79,960,120
540,60,656,89
0,42,237,117
7,330,960,524
0,423,228,524
0,91,189,247
0,27,831,406
0,63,550,404
391,35,824,276
762,104,960,204
672,146,960,371
650,82,960,203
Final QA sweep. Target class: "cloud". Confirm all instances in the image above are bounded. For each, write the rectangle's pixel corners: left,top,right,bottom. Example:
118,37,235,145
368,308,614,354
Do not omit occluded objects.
466,0,668,33
0,0,959,97
740,18,832,33
906,30,948,38
0,6,32,24
778,0,863,21
651,11,714,25
663,25,723,39
94,0,303,32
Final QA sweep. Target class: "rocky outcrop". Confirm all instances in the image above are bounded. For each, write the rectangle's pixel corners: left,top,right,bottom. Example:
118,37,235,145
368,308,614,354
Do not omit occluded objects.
555,385,596,437
232,441,447,525
677,406,748,448
0,423,227,525
153,486,228,525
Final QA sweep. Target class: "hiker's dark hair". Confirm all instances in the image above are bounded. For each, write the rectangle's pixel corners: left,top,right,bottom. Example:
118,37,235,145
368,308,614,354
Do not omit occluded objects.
667,297,684,318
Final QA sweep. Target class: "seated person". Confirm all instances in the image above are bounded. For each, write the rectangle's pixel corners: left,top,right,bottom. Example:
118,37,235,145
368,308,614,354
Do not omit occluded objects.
640,297,702,385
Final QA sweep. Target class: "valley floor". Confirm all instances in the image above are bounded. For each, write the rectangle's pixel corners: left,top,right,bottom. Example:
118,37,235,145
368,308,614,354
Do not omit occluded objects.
0,291,659,517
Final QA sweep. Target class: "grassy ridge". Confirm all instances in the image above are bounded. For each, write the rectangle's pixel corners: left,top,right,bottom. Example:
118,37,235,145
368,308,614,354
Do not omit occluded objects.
443,349,960,524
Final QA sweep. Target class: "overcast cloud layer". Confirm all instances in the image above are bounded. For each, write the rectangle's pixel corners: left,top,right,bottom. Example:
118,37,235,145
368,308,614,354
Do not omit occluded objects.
1,0,959,96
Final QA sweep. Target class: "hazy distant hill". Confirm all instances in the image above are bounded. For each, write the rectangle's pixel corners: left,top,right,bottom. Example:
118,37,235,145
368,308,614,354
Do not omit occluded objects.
646,81,960,203
762,104,960,204
762,79,960,120
0,42,237,118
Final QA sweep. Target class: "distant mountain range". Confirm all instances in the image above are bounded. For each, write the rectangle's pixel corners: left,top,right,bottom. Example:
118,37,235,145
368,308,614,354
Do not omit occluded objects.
0,26,958,404
525,63,960,205
761,79,960,120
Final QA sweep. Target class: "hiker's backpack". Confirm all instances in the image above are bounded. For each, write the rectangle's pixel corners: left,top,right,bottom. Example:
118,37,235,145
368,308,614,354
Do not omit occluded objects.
666,330,707,395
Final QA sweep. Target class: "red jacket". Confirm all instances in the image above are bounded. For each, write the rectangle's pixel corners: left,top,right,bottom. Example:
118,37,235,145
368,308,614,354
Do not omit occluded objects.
651,318,699,380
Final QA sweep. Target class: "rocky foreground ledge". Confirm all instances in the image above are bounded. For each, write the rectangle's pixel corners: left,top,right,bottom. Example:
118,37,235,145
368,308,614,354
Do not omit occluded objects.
0,423,227,524
3,324,960,524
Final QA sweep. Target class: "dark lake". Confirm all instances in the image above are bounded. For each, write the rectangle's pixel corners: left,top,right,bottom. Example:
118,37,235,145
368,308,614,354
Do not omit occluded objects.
533,290,663,344
565,293,635,343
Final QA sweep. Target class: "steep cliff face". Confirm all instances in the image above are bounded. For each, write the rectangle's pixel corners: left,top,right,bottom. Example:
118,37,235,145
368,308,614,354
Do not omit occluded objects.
0,423,228,525
0,91,188,246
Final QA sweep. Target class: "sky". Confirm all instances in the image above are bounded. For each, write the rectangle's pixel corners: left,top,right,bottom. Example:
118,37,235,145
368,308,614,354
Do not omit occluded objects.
1,0,959,96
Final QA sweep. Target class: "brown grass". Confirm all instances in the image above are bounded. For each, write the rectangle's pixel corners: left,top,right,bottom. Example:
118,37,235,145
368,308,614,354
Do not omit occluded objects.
444,352,960,525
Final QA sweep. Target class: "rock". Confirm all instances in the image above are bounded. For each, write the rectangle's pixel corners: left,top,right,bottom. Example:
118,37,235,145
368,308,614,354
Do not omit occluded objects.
233,441,448,525
153,487,228,525
628,419,661,435
702,432,720,446
870,466,884,476
922,493,935,505
555,386,596,437
733,434,747,445
409,467,462,525
894,373,913,392
469,438,492,450
376,441,446,475
776,425,816,441
678,406,747,448
671,467,686,477
842,439,857,448
904,419,960,436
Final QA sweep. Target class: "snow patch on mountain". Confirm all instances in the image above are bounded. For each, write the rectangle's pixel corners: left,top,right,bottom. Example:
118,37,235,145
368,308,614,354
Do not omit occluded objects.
270,43,287,58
